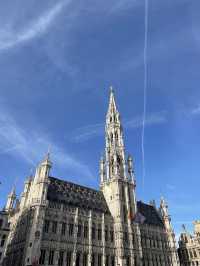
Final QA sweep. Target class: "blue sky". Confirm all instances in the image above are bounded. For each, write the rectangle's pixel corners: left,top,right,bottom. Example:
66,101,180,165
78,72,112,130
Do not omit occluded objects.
0,0,200,237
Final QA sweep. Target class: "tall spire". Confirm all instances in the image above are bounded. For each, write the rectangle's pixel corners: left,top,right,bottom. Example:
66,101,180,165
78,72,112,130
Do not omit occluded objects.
102,87,127,182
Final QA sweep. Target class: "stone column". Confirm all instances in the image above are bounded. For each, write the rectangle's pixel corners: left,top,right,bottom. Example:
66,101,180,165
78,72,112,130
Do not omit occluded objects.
72,208,79,266
88,210,92,266
102,213,106,266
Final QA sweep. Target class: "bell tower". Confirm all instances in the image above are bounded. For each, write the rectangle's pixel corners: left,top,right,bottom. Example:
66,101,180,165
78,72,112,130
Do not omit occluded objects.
100,88,137,266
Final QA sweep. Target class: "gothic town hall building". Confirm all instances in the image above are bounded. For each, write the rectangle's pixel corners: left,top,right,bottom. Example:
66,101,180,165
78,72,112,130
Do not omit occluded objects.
2,90,179,266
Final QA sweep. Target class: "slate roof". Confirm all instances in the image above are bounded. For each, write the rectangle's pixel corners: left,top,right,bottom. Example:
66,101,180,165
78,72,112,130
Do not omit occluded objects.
47,177,111,214
47,177,164,227
137,201,164,228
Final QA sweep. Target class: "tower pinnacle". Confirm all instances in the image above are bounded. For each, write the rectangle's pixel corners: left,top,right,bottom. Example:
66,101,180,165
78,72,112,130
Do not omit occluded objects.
107,86,118,120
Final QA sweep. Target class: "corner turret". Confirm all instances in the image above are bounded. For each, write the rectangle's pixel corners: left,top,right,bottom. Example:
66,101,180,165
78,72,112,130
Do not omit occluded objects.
5,187,16,212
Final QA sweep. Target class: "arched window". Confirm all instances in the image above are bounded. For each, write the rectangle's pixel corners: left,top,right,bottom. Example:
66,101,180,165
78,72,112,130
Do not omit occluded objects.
76,253,80,266
110,133,113,143
83,253,88,266
66,252,72,266
115,131,118,140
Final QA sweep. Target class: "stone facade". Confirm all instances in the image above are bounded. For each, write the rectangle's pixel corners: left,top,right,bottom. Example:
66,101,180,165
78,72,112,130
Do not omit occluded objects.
178,221,200,265
2,89,179,266
0,211,9,266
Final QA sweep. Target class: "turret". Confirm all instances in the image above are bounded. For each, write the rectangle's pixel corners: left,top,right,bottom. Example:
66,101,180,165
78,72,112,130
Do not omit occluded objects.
100,156,106,184
127,155,135,183
160,197,172,230
20,176,33,209
160,197,179,264
34,152,52,184
5,187,16,212
30,152,52,206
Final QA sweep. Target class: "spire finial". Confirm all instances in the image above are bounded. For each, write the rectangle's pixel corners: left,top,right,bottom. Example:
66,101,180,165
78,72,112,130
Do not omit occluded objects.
41,146,52,167
107,85,117,116
47,145,51,159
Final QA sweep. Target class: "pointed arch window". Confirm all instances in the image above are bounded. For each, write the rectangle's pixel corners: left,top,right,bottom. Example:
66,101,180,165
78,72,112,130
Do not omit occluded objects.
110,133,113,144
115,131,118,141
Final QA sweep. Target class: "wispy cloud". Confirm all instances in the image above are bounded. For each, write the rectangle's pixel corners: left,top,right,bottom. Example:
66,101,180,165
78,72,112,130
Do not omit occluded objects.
0,1,70,51
109,0,141,13
0,109,93,180
166,184,175,191
124,111,167,129
71,123,104,143
71,111,167,143
191,105,200,115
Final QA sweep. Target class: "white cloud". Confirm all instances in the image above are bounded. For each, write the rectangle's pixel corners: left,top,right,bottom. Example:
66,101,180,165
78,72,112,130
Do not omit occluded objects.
0,109,93,180
0,1,70,51
71,111,167,143
0,0,141,52
191,105,200,115
124,112,167,129
71,123,104,143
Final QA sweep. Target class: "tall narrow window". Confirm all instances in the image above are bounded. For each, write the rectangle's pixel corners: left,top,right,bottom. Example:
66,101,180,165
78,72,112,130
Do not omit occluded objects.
69,223,74,236
105,227,108,241
122,186,125,200
111,256,115,266
77,224,82,237
76,253,80,266
106,255,109,266
52,221,57,234
44,220,50,233
58,251,64,266
0,235,6,247
48,250,54,265
66,252,72,266
83,253,88,266
110,230,114,242
61,222,66,235
91,254,95,266
127,257,131,266
39,249,46,265
98,228,102,240
123,205,127,222
84,224,88,238
98,254,102,266
124,231,128,242
92,225,96,240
